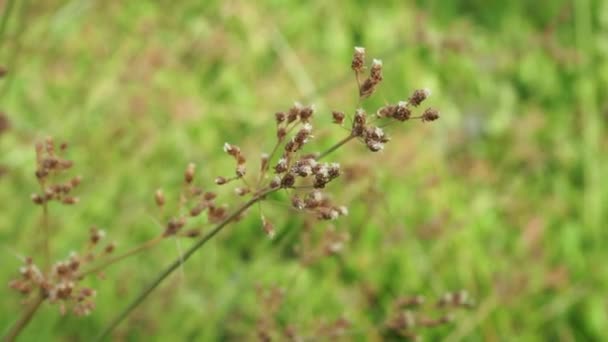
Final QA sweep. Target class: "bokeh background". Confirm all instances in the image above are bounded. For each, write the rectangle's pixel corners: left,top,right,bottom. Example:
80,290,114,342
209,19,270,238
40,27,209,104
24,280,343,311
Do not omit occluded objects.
1,0,607,340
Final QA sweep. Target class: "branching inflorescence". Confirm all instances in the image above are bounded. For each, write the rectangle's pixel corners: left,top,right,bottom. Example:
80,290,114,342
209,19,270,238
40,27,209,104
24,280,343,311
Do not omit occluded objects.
5,47,446,341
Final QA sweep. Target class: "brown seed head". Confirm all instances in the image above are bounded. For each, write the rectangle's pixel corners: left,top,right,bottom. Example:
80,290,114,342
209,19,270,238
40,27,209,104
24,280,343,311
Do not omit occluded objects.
332,111,345,125
184,163,196,184
275,111,286,124
421,107,440,122
351,46,366,73
408,88,431,107
261,215,275,238
155,189,165,207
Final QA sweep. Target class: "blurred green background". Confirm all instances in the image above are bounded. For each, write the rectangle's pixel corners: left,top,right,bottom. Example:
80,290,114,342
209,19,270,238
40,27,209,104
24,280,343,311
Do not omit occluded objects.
1,0,607,340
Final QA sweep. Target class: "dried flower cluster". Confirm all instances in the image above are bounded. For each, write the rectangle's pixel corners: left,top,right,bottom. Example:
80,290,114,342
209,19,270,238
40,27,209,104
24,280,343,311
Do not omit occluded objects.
30,138,81,205
10,140,125,318
384,291,474,340
9,225,120,316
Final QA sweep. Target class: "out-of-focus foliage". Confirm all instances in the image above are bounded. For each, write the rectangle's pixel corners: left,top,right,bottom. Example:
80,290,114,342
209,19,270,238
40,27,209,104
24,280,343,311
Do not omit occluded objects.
1,0,606,340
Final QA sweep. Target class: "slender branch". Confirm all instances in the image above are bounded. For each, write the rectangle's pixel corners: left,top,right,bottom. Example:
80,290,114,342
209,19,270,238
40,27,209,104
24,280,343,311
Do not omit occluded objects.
41,201,50,271
77,237,163,278
3,293,44,342
95,187,278,341
316,134,355,160
0,0,16,49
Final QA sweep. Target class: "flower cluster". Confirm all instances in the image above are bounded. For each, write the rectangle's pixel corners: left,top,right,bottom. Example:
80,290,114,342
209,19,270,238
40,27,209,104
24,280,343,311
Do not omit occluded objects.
9,227,119,316
31,138,81,205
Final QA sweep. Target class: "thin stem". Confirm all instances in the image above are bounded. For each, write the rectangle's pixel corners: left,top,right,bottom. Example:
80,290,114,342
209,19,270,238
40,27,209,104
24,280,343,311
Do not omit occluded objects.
3,293,44,342
316,134,355,160
95,187,278,341
0,0,16,49
78,237,163,278
41,199,50,272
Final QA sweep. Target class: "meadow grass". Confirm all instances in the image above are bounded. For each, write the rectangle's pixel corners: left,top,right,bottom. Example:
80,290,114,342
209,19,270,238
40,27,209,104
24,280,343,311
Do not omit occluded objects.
1,1,607,340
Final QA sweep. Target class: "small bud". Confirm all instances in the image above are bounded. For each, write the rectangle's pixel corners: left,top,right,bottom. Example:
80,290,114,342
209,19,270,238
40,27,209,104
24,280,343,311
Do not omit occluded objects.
223,143,240,156
234,187,250,196
260,153,269,172
274,158,288,173
332,111,345,125
31,193,44,205
261,215,275,238
70,176,82,188
393,101,411,121
90,227,106,245
215,176,228,185
351,46,366,73
184,163,196,184
62,196,79,205
203,192,217,200
370,59,383,81
275,111,286,123
190,202,207,217
236,164,246,178
291,195,304,210
299,104,314,122
408,88,431,107
164,217,187,237
269,176,281,189
155,189,165,207
277,127,287,140
104,242,116,254
421,108,440,122
280,173,295,188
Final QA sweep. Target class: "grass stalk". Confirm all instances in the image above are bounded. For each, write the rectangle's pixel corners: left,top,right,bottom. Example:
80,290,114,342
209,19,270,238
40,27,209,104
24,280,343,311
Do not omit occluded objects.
3,293,44,342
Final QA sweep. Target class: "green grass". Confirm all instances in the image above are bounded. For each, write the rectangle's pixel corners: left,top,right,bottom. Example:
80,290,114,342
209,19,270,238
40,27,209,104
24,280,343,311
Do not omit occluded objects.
1,0,607,340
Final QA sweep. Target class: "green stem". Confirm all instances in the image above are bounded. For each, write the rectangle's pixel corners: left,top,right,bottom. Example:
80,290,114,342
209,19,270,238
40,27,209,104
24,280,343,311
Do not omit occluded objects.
316,134,355,160
41,201,50,271
0,0,16,49
3,293,44,342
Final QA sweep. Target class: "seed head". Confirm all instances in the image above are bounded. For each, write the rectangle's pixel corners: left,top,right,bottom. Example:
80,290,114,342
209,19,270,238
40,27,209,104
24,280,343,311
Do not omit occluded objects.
408,88,431,107
370,59,383,82
351,46,366,73
280,173,296,188
155,189,165,207
261,215,275,238
275,111,286,123
421,108,440,122
184,163,196,184
223,143,240,156
332,111,345,125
